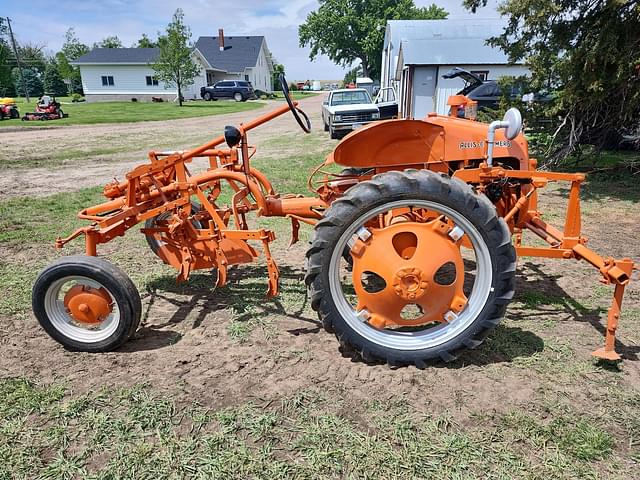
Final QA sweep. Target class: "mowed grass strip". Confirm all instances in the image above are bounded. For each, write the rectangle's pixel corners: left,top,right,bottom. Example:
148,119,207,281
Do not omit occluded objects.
0,378,633,480
0,187,104,246
0,97,265,127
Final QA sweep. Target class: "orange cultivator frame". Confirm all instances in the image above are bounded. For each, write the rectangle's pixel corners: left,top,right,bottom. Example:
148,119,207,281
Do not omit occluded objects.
454,163,634,360
56,101,328,297
43,77,635,362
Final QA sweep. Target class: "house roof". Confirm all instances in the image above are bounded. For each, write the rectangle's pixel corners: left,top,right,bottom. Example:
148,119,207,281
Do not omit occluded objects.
73,36,268,72
386,19,519,66
194,36,264,73
73,48,160,64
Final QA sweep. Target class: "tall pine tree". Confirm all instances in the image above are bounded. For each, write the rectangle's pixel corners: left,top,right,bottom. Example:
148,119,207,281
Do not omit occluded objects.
44,61,67,96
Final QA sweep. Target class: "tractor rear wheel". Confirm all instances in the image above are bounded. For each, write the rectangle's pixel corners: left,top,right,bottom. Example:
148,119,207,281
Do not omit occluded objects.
32,255,141,352
305,170,516,366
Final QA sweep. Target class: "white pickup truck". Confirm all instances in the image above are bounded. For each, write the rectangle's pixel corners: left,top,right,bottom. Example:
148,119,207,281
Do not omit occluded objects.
322,88,397,139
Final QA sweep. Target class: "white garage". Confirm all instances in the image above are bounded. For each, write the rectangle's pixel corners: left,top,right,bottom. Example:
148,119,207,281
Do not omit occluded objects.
381,19,529,119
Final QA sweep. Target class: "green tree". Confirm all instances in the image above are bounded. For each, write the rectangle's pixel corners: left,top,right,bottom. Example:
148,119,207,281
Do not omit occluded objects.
13,68,43,97
61,28,89,60
94,36,123,48
136,34,158,48
271,60,284,91
464,0,640,161
18,43,47,75
58,28,89,94
343,65,361,85
43,60,67,96
0,18,15,96
152,9,199,106
299,0,447,79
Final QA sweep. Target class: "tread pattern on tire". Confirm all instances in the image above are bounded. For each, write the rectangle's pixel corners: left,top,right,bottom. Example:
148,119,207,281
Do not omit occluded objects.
305,169,516,367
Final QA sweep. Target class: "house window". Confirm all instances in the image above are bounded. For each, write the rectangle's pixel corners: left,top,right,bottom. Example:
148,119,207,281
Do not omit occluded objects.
471,70,489,81
145,76,159,86
244,75,249,81
101,76,114,86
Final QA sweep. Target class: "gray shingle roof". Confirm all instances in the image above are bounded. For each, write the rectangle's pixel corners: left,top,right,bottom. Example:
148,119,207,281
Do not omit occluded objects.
194,36,263,73
73,48,160,64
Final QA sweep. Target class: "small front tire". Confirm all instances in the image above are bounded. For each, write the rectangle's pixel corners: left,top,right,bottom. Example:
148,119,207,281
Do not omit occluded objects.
32,256,141,352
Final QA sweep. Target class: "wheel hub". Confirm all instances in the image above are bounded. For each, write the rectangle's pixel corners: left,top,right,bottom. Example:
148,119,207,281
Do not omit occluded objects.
64,285,113,324
392,267,429,300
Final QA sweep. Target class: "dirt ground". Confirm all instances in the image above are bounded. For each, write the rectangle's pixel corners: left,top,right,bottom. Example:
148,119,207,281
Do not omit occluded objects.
0,98,311,199
1,93,639,477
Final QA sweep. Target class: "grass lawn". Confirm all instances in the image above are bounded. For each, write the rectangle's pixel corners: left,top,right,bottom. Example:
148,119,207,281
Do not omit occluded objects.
0,96,265,127
271,91,320,101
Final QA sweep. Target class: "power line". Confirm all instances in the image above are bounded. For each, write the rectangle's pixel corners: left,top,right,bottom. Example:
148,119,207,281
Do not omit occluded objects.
6,17,29,102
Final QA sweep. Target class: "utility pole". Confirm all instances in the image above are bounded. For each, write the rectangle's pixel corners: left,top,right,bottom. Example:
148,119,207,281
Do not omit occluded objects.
6,17,29,102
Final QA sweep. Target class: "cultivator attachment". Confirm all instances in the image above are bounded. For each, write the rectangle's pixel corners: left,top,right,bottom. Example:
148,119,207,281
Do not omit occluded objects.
454,163,634,360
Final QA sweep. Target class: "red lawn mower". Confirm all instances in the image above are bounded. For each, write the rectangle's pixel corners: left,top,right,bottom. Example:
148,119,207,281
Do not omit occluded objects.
0,97,20,119
22,95,67,121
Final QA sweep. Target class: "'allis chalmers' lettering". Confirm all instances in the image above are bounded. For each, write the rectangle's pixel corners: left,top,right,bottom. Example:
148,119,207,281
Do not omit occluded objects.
459,141,484,149
459,140,512,149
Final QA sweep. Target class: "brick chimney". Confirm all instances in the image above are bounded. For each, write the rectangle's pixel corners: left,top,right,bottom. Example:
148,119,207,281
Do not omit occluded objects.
218,29,224,51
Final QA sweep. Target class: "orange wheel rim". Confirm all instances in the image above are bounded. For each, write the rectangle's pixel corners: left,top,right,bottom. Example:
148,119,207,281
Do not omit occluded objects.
351,218,468,329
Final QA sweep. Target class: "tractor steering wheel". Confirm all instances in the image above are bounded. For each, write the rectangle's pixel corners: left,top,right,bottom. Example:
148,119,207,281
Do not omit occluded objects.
280,74,311,133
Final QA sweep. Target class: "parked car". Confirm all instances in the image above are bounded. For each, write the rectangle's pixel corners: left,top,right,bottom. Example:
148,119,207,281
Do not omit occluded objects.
322,88,380,139
200,80,256,102
443,67,551,113
322,87,399,139
373,87,399,120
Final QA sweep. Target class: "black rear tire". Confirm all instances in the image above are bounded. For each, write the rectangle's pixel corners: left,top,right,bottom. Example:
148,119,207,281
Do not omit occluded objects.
305,170,516,366
32,255,141,352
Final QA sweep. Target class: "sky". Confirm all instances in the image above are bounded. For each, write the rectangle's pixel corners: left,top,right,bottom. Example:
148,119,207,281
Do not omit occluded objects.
3,0,500,80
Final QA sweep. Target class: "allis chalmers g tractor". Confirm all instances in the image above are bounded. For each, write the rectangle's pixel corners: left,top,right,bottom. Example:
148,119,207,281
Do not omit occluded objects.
32,76,634,366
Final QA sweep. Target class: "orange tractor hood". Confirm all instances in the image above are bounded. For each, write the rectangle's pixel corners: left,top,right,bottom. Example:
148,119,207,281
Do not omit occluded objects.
328,115,529,170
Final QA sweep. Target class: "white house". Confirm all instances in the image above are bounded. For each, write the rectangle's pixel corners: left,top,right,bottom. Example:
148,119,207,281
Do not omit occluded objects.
381,19,529,119
73,31,273,102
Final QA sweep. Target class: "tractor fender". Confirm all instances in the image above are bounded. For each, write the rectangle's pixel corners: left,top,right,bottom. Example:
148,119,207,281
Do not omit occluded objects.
328,119,445,168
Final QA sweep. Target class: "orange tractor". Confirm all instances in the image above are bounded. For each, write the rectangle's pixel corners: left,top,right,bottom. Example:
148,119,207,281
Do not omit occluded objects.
32,76,634,366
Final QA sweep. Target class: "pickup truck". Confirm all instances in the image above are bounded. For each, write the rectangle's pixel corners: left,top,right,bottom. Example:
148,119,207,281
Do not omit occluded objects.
322,88,398,139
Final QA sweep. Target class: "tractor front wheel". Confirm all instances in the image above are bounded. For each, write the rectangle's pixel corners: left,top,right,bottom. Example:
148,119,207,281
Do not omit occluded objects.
32,256,142,352
305,170,516,366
